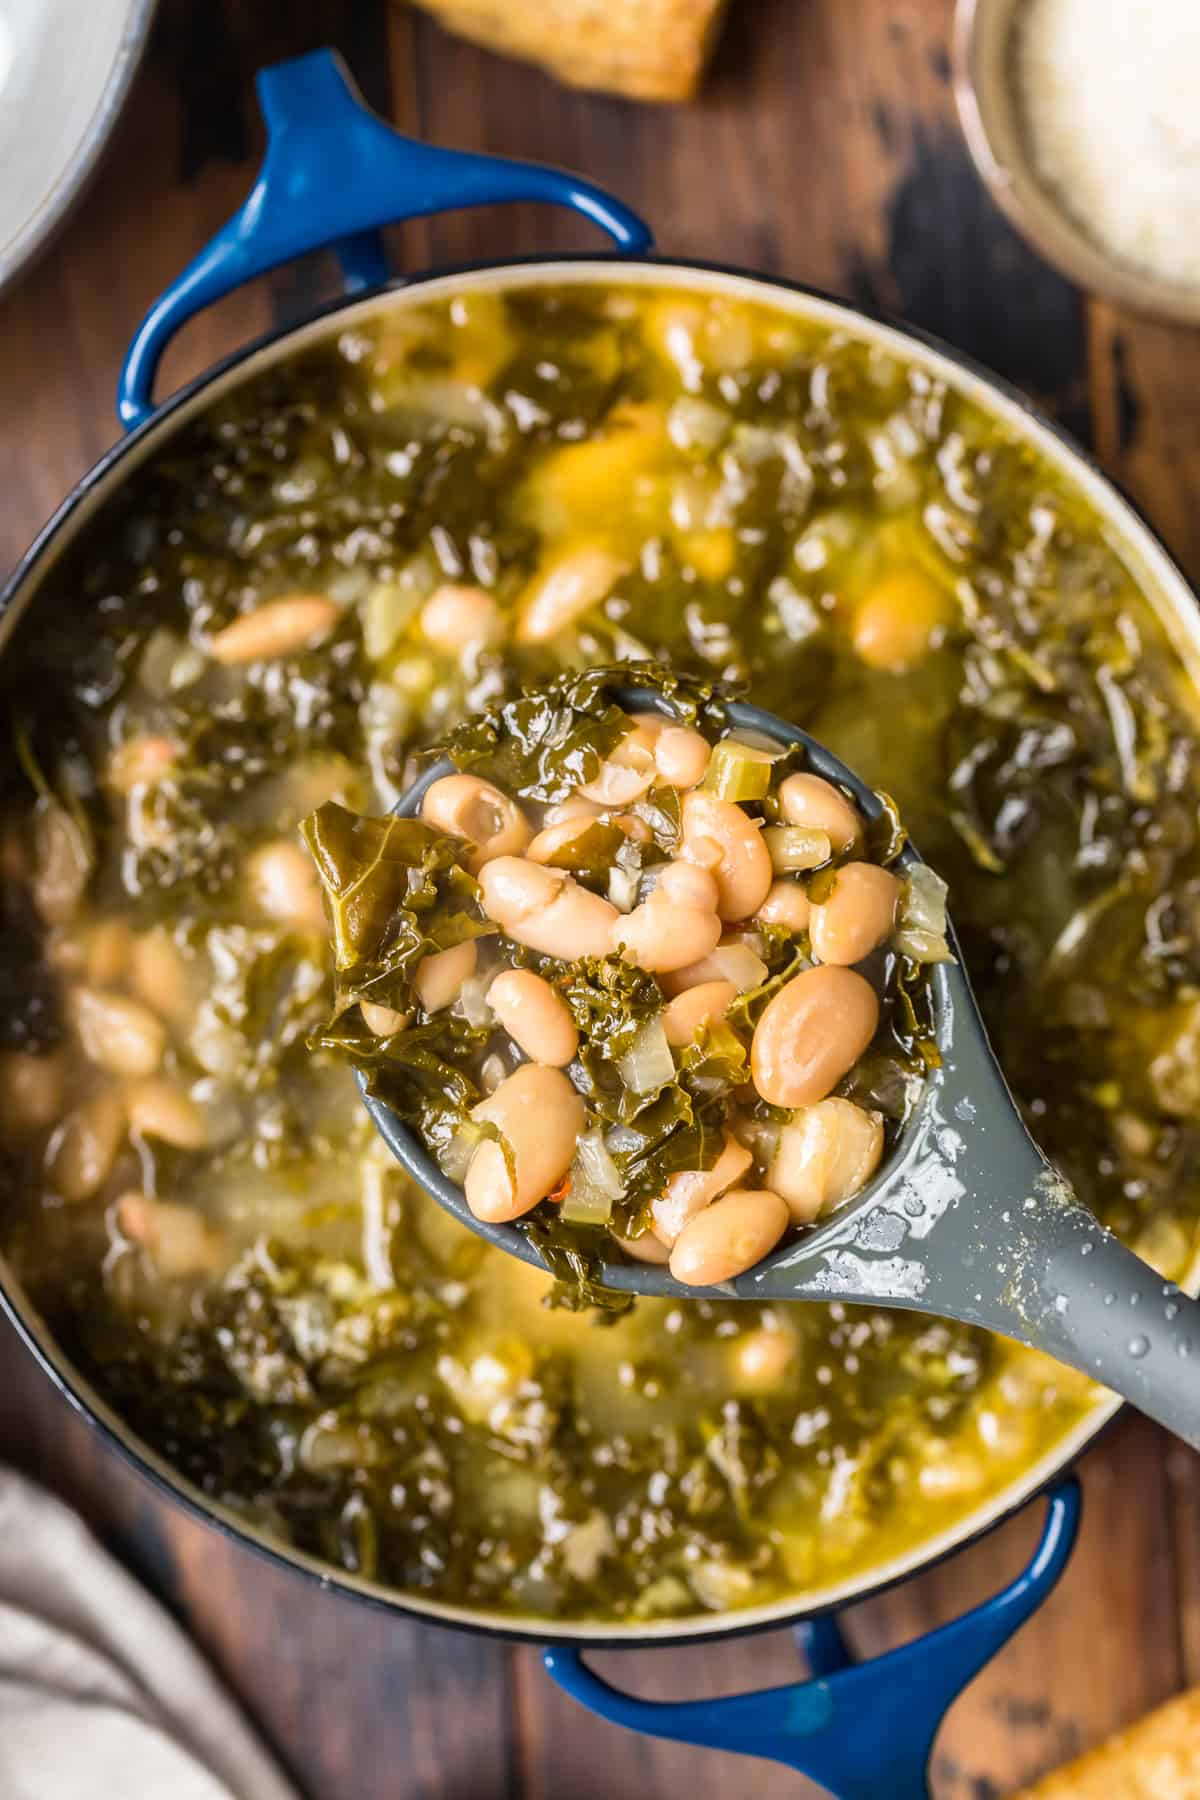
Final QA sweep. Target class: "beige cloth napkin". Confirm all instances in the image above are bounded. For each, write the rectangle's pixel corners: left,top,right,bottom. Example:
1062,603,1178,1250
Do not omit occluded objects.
0,1469,300,1800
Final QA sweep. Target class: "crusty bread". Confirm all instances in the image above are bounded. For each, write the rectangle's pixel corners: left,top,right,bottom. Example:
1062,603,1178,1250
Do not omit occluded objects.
406,0,729,101
1010,1688,1200,1798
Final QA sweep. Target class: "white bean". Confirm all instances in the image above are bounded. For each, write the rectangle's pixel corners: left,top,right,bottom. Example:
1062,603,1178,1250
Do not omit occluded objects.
488,970,579,1066
852,569,950,674
751,965,879,1107
107,735,178,794
419,583,500,653
32,804,90,927
662,979,738,1047
612,891,721,973
478,856,560,920
809,863,901,965
279,754,360,820
46,1091,127,1203
668,1188,789,1286
126,1077,210,1151
130,927,197,1030
526,817,616,865
777,773,863,854
732,1325,797,1391
614,1230,671,1266
208,594,340,664
756,880,812,934
115,1193,225,1278
245,839,328,932
680,792,773,921
542,796,605,826
516,543,626,644
83,919,133,986
421,774,532,868
651,1132,753,1246
478,857,618,960
465,1064,585,1221
361,1000,410,1036
577,727,658,807
769,1098,884,1223
656,860,719,911
71,988,166,1078
629,712,668,738
654,726,711,789
413,939,477,1013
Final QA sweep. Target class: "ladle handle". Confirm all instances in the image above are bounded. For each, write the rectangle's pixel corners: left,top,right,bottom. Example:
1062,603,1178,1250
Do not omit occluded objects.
941,1198,1200,1449
830,966,1200,1448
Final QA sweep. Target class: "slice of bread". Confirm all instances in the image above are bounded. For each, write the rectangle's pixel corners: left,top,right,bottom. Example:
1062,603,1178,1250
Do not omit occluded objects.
407,0,730,101
1011,1688,1200,1798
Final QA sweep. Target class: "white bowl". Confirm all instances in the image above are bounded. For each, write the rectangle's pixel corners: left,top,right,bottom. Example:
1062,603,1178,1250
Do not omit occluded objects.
0,0,157,293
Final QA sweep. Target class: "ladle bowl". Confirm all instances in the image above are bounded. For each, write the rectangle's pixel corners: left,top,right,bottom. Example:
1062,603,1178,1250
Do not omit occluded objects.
363,696,1200,1447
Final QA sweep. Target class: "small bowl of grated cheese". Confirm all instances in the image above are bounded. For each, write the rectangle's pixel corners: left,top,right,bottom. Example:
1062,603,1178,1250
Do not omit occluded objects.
954,0,1200,325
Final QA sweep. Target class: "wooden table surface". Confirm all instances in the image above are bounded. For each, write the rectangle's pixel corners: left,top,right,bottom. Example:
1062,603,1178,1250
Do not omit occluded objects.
3,3,1200,1795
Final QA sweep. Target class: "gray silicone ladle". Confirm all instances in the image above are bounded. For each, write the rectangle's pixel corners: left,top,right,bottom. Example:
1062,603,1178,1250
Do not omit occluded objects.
362,688,1200,1448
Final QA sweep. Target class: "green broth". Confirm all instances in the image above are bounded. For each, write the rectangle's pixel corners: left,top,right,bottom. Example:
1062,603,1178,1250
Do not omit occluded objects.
1,280,1198,1621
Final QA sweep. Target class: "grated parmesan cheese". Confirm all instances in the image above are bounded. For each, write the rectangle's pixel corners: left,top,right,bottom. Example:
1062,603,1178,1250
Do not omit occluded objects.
1015,0,1200,291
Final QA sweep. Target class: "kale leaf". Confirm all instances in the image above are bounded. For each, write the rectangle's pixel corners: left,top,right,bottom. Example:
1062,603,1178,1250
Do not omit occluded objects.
302,802,491,1012
436,663,731,803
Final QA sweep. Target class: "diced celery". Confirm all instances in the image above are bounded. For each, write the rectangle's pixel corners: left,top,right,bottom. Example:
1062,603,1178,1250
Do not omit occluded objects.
700,737,778,802
763,825,832,872
560,1176,615,1226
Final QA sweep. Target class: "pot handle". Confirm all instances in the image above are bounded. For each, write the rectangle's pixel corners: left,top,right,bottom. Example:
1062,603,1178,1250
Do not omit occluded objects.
117,47,652,432
543,1480,1080,1800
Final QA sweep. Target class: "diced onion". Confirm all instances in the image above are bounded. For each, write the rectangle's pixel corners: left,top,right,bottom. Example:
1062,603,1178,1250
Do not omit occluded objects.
327,568,373,605
734,1117,781,1164
559,1177,615,1227
608,865,641,912
728,424,814,514
617,1017,675,1096
666,396,731,452
562,1128,626,1224
894,865,954,964
383,378,507,439
575,1127,626,1199
669,471,726,532
763,825,832,872
138,628,206,699
479,1054,507,1095
455,971,494,1029
704,944,768,991
443,1124,481,1182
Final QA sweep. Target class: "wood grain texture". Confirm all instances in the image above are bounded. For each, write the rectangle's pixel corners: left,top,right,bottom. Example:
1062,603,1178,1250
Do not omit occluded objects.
2,1,1200,1795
